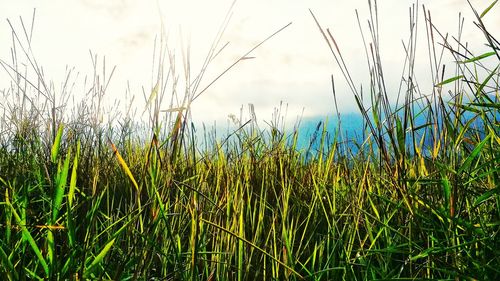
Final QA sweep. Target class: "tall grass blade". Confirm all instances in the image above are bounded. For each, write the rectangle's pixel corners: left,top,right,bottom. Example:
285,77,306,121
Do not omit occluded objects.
0,245,18,281
474,187,499,207
201,218,304,279
67,140,80,251
83,238,116,279
51,124,64,163
459,51,496,63
47,148,72,269
480,0,498,18
6,190,49,277
142,81,159,115
68,140,80,207
474,65,498,96
435,75,464,87
52,149,71,223
108,138,139,191
458,132,491,174
469,102,500,109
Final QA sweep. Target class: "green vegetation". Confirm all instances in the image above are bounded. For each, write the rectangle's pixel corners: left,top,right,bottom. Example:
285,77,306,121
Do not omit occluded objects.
1,2,499,280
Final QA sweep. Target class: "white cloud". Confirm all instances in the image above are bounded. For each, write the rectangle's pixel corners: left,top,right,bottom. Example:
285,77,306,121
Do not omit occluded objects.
0,0,497,125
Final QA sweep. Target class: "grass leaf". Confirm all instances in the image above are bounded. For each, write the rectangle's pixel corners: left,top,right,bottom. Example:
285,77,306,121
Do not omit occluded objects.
435,75,463,87
459,51,496,63
0,245,18,280
474,187,499,207
142,82,159,115
6,190,49,277
480,0,498,18
202,218,304,279
51,124,64,163
52,149,71,223
68,140,80,207
108,138,139,191
458,132,490,174
84,238,116,279
474,65,499,96
66,140,80,251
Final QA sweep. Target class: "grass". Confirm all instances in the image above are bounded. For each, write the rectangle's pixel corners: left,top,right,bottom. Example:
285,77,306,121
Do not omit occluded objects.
0,1,499,280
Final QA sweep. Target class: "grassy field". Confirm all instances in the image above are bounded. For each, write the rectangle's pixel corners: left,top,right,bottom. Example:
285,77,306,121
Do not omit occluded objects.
0,2,499,280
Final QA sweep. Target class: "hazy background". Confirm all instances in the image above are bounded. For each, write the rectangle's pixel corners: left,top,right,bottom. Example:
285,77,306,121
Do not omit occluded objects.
1,0,498,128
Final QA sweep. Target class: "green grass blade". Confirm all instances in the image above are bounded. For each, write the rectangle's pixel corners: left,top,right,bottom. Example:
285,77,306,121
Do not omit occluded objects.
202,218,304,279
474,65,499,96
454,115,479,148
238,202,244,281
6,190,49,277
474,187,499,207
2,178,12,244
23,267,44,281
51,125,64,163
47,148,71,270
435,75,463,87
395,115,405,155
68,140,80,207
441,176,451,213
480,0,498,18
46,230,55,269
469,102,500,109
66,140,80,253
84,238,116,279
460,51,496,63
52,149,71,223
0,245,18,280
458,133,491,174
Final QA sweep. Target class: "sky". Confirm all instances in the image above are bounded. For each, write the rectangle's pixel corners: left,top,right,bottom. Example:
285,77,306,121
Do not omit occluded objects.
1,0,498,127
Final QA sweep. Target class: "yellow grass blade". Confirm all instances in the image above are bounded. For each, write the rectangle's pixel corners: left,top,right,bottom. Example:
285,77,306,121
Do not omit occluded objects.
142,82,159,115
202,218,304,279
108,138,139,191
35,224,66,230
161,106,186,113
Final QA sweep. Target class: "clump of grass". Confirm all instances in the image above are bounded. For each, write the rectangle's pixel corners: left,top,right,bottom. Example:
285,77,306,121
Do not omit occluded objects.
0,1,499,280
310,0,499,279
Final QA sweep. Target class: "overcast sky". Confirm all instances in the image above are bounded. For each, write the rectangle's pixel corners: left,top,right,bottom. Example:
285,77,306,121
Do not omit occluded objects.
1,0,498,126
